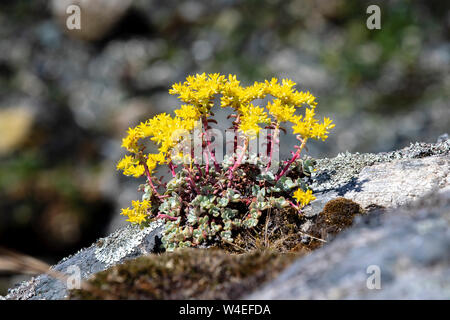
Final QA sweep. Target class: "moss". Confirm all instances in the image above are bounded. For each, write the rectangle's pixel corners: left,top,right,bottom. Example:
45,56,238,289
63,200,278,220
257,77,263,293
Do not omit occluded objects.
307,197,364,249
70,248,299,300
321,197,363,227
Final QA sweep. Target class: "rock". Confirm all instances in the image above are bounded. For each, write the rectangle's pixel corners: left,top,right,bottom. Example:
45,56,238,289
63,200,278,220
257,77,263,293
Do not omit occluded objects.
3,221,163,300
3,139,449,299
246,188,450,299
437,133,449,143
303,140,450,217
344,156,449,208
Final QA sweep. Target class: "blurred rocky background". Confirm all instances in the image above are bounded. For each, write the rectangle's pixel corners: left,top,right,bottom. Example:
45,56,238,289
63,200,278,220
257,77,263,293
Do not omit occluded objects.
0,0,448,294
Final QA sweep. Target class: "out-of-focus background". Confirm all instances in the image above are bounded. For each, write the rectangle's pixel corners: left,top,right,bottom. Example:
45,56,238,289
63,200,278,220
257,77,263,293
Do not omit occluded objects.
0,0,448,294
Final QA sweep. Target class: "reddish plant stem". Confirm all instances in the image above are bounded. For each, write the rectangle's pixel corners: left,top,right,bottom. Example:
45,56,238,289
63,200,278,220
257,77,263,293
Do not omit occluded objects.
203,150,209,175
233,115,240,156
266,124,279,170
288,200,299,211
227,138,248,187
185,165,200,194
147,175,161,198
168,161,176,178
141,159,163,199
202,116,220,171
155,213,178,221
196,163,203,178
275,137,308,182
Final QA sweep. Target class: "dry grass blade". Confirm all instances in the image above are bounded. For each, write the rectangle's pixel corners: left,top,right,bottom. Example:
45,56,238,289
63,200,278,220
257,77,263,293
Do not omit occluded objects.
0,247,53,275
298,231,327,243
0,247,93,292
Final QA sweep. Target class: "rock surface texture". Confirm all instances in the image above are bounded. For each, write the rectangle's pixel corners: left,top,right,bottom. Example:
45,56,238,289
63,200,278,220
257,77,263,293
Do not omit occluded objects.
2,221,163,300
2,139,449,300
248,139,450,299
247,189,450,299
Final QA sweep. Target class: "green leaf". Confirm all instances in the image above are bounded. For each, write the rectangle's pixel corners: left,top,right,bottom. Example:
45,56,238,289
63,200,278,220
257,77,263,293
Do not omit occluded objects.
271,196,288,209
217,197,229,207
187,213,198,225
210,207,221,217
220,231,233,242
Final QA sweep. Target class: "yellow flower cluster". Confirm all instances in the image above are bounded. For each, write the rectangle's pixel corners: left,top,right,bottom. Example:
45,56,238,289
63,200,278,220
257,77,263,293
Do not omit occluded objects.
261,78,334,140
293,188,316,207
238,104,271,138
117,111,197,178
118,73,334,177
116,155,145,178
170,73,227,114
168,73,335,141
174,104,201,122
121,126,145,154
220,77,266,109
120,200,151,224
266,99,296,123
291,108,335,141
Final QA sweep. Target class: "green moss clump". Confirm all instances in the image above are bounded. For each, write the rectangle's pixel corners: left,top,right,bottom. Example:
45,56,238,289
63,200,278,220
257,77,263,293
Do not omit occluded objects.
306,197,364,249
70,249,300,300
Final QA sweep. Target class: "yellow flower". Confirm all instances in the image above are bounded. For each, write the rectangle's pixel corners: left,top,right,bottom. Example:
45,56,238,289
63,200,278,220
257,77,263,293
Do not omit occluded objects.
121,126,145,153
174,104,201,121
266,99,296,123
116,155,145,178
146,153,166,173
293,188,316,207
169,73,226,114
290,108,334,141
120,200,152,224
238,104,270,139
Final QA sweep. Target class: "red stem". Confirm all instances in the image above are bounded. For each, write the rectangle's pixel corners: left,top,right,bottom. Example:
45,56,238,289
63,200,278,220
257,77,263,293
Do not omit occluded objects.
266,125,279,170
156,213,178,221
288,201,300,211
185,165,200,194
168,161,176,178
233,115,240,158
202,116,220,171
227,139,248,187
275,138,308,182
196,163,203,178
147,175,162,198
203,150,209,175
141,159,163,199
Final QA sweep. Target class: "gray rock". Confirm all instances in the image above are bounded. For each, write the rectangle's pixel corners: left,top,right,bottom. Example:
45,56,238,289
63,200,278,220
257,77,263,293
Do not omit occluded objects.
303,139,450,217
3,221,163,300
437,133,449,143
247,188,450,299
